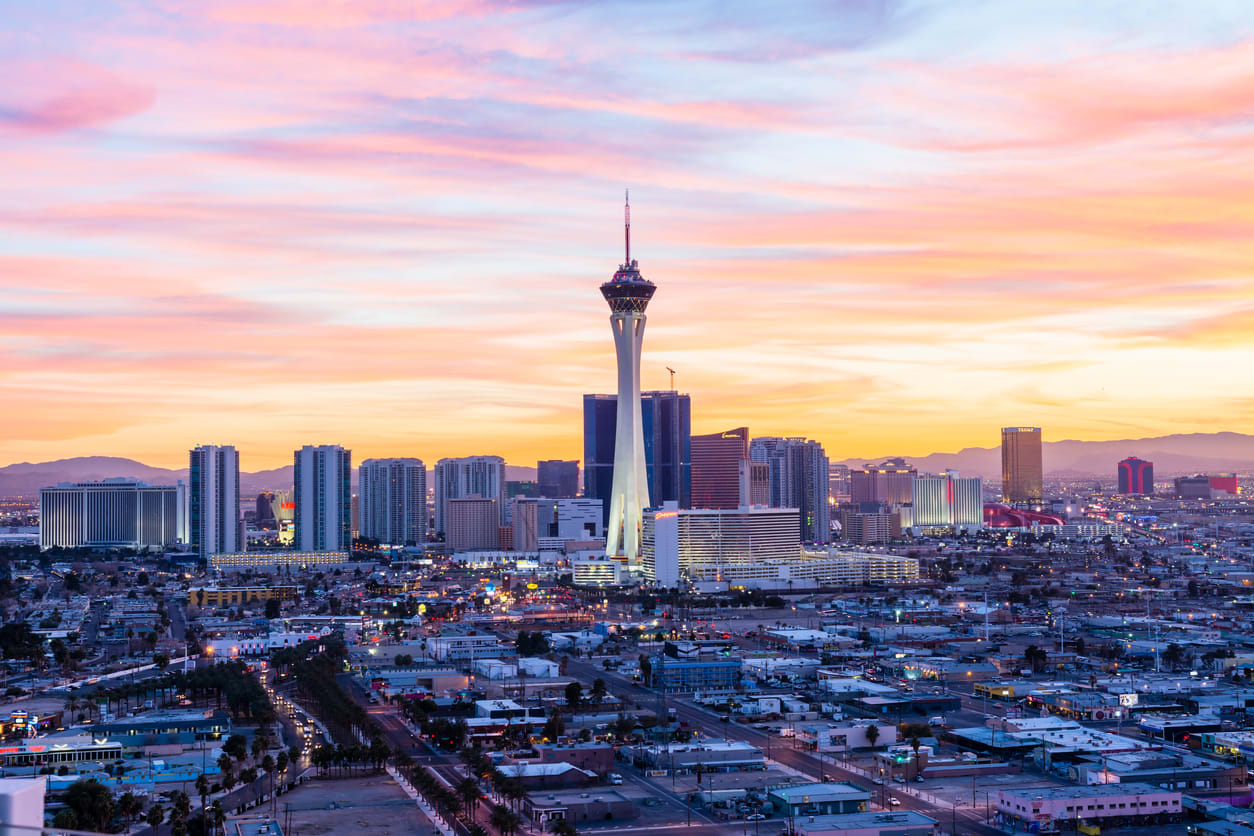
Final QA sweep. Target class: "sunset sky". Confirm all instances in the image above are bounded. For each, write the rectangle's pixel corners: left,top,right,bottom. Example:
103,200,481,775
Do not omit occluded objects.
3,1,1254,470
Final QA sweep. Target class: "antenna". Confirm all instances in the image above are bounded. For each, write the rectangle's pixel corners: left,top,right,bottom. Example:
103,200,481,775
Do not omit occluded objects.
624,189,631,263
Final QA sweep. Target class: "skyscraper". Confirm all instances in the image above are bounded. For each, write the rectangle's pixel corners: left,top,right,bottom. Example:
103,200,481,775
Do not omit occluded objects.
749,437,830,543
359,458,427,545
433,455,506,536
445,496,500,552
190,444,240,558
910,471,983,533
40,480,186,550
537,459,579,498
850,458,916,505
1001,427,1043,503
584,391,692,525
294,445,351,552
1117,457,1154,496
691,427,749,509
599,193,656,564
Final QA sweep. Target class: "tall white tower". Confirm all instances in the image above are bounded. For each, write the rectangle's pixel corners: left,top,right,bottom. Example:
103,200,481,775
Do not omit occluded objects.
602,193,656,563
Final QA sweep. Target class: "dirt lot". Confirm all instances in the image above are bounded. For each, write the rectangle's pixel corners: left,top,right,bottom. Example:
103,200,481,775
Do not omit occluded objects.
237,773,438,836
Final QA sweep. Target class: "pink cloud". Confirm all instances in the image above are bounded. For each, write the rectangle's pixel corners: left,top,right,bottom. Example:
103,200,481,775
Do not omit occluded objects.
0,61,154,134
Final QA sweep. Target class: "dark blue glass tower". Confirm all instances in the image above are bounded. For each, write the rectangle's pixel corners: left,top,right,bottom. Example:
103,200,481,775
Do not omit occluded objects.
583,390,691,527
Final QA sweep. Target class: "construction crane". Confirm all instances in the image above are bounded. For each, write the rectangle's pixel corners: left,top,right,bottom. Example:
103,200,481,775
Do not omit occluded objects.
666,367,676,391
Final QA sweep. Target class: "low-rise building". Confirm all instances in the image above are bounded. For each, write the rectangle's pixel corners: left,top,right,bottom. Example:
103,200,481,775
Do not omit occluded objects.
767,782,871,817
630,740,764,774
996,782,1181,830
791,811,940,836
652,659,742,693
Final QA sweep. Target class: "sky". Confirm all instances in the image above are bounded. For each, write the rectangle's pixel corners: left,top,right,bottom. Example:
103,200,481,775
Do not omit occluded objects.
3,0,1254,470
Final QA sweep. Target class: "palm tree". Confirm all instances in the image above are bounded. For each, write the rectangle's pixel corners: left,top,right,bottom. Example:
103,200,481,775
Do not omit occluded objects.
458,776,482,819
910,736,922,777
210,800,226,836
195,773,211,820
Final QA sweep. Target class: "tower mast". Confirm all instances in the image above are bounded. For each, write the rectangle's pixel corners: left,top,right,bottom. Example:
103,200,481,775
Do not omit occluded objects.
625,189,631,263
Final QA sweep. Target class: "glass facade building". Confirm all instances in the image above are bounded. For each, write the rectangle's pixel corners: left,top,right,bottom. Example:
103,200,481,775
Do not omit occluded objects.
583,391,691,528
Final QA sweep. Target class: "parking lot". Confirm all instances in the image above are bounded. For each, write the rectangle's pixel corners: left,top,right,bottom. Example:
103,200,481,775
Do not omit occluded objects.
261,774,438,836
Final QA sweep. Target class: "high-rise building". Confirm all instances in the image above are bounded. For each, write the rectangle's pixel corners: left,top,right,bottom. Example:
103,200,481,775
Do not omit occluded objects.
359,458,427,545
40,480,186,550
836,505,901,545
691,427,749,509
828,463,851,504
642,502,801,588
433,455,506,536
537,460,580,498
850,459,916,505
255,491,278,528
1001,427,1043,504
739,460,770,506
1117,457,1154,496
749,437,830,543
909,471,983,534
190,444,240,558
446,496,500,551
294,445,351,552
584,391,691,530
1174,475,1211,499
512,497,604,551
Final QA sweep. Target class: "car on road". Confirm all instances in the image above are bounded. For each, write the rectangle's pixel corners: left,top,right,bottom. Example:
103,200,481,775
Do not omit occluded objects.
888,798,902,807
745,813,766,821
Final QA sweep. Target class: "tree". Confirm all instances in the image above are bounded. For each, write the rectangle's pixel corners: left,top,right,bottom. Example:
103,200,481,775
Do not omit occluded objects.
591,678,607,705
223,733,248,762
564,681,583,709
865,724,880,747
52,809,79,830
395,653,414,666
543,709,565,741
195,773,212,820
638,654,652,687
118,790,143,827
63,778,115,832
458,775,482,818
265,597,282,619
146,803,166,829
154,652,171,672
910,736,922,776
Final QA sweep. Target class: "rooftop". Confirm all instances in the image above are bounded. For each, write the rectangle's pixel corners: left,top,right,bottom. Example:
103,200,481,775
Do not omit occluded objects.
1000,782,1177,800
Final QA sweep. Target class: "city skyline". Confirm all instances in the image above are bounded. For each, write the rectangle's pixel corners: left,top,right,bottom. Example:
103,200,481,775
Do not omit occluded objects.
5,2,1254,469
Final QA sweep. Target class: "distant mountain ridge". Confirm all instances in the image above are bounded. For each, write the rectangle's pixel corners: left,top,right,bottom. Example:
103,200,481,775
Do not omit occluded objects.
835,431,1254,481
0,456,540,497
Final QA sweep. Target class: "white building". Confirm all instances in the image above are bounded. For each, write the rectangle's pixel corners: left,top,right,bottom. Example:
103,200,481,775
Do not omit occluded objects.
512,497,603,552
600,198,655,566
997,783,1180,830
910,471,983,534
0,777,46,836
427,634,503,662
359,458,427,545
208,551,351,571
434,455,506,535
40,479,187,550
294,445,352,552
641,502,800,587
572,555,629,587
190,444,240,557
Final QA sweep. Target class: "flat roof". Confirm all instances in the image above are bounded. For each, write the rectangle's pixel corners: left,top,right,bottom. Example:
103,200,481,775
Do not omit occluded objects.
1001,782,1175,800
769,781,870,801
794,810,938,832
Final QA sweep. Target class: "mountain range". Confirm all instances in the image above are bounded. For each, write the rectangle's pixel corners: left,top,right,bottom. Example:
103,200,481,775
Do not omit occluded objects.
1,432,1250,497
835,432,1254,480
0,458,536,498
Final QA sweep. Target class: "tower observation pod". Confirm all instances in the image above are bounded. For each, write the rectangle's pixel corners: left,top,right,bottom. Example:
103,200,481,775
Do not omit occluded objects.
601,192,655,564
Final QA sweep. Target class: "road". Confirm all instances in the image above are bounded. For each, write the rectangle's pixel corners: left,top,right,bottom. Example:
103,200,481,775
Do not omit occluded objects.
563,659,1002,836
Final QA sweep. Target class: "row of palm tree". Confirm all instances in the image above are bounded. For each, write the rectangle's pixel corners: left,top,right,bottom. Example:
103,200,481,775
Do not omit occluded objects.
395,752,524,836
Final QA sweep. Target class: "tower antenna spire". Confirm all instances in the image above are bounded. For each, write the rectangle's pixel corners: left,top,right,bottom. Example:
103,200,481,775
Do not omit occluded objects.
624,189,631,263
